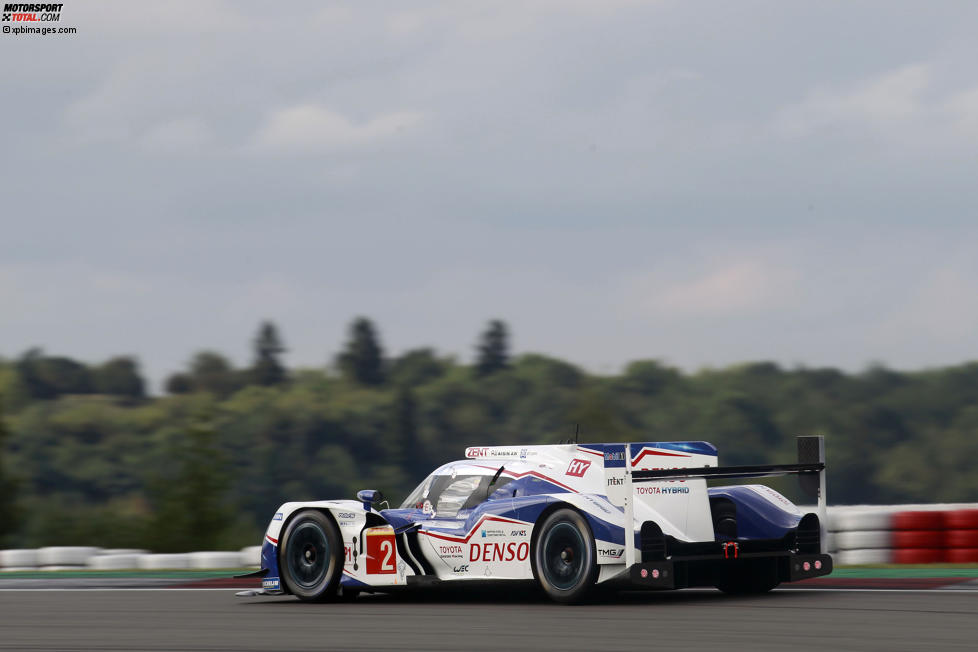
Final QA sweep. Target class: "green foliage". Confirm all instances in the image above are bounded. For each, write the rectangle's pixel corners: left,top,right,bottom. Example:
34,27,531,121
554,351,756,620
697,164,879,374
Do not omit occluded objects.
165,373,193,395
183,351,244,398
337,317,385,386
4,337,978,551
475,319,510,377
17,349,94,399
392,386,425,485
147,412,233,552
389,348,450,387
251,321,287,386
0,396,21,545
93,356,146,399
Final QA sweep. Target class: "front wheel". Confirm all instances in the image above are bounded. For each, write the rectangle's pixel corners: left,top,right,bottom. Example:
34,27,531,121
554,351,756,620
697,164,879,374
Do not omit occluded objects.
533,508,599,604
279,510,342,601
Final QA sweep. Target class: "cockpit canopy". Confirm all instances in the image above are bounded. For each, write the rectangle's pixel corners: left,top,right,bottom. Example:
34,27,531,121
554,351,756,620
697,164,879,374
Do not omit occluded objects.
400,463,514,518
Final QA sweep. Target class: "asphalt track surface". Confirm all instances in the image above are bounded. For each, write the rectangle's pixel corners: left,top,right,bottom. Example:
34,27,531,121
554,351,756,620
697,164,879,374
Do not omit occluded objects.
1,586,976,651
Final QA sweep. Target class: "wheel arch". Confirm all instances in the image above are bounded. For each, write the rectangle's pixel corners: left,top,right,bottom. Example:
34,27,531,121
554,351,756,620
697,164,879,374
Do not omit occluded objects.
529,500,592,578
277,507,343,597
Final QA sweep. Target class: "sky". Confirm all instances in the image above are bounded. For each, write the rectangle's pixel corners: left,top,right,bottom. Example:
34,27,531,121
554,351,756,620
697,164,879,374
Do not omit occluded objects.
2,1,978,391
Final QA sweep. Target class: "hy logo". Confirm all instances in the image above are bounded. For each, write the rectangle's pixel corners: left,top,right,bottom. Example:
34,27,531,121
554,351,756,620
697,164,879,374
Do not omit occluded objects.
565,459,591,477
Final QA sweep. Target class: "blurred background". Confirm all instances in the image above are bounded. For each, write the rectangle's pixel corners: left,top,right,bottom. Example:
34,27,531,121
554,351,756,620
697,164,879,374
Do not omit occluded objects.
2,1,978,552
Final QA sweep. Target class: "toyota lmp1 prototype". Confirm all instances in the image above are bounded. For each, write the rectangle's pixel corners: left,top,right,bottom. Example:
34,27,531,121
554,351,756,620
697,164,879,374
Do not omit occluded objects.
240,436,832,603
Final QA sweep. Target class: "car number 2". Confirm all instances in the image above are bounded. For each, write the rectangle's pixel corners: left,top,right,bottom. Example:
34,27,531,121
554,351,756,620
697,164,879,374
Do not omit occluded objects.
365,528,397,575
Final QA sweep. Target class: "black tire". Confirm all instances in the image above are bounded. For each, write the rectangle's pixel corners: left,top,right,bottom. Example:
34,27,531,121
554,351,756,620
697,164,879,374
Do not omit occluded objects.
279,510,342,601
533,508,599,604
715,560,780,595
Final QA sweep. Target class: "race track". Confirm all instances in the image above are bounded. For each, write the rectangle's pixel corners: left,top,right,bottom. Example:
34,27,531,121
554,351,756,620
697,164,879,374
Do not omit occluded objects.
1,587,976,651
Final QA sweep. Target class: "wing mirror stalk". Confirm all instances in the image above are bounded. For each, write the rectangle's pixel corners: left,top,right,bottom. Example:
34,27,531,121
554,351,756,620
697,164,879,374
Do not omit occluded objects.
357,489,384,511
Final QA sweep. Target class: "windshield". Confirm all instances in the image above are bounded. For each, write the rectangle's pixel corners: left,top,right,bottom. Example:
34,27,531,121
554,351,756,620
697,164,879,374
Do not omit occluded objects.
400,467,512,517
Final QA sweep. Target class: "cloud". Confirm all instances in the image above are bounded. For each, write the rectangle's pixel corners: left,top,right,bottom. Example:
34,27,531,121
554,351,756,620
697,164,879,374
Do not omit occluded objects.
622,260,797,318
8,0,978,388
386,0,652,39
774,64,930,137
944,87,978,141
255,105,423,150
140,117,213,153
883,265,978,342
774,63,978,145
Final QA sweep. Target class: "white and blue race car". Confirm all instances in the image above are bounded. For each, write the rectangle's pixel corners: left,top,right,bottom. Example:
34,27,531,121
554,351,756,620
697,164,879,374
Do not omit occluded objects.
242,436,831,603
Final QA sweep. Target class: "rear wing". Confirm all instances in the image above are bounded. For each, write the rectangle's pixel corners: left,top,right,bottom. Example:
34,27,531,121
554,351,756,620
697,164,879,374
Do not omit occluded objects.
620,435,828,566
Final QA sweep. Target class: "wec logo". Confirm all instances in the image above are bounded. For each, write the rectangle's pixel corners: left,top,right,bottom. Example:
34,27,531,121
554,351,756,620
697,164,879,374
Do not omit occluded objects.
565,459,591,477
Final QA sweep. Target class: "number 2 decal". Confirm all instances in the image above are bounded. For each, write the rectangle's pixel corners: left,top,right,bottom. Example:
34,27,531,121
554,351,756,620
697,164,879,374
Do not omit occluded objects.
380,539,394,572
365,528,397,575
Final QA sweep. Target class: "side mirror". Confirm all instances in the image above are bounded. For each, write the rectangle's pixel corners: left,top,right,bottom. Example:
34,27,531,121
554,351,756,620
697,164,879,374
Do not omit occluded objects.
357,489,383,511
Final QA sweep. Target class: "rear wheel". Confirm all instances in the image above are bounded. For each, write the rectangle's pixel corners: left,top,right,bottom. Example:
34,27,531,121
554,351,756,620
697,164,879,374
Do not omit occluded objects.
533,508,599,604
279,510,342,601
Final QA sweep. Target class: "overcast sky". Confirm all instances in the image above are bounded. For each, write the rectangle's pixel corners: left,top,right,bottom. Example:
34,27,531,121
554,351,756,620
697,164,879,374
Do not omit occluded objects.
2,1,978,390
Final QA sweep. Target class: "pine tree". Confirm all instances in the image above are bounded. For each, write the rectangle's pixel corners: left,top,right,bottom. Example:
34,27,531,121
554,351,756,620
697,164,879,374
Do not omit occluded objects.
392,386,424,480
0,397,20,545
251,321,287,386
337,317,385,386
475,319,510,376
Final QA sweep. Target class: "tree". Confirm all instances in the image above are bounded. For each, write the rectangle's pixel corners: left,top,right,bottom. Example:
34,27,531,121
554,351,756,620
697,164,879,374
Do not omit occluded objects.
165,373,193,395
392,386,424,481
475,319,510,377
93,356,146,398
337,317,385,386
16,348,94,399
149,413,233,551
251,321,287,386
188,351,241,398
389,348,449,387
0,397,19,545
619,360,681,396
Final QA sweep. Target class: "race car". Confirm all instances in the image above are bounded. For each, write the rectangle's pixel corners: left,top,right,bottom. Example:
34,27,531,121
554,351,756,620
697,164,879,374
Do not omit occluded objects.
240,436,831,603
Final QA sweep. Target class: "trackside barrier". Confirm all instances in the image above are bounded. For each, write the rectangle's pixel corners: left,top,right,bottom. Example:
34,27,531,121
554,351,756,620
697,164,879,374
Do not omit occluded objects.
2,509,977,570
240,545,262,568
187,552,242,569
89,554,142,570
37,546,101,567
806,504,978,565
137,554,192,570
0,549,38,569
0,546,262,571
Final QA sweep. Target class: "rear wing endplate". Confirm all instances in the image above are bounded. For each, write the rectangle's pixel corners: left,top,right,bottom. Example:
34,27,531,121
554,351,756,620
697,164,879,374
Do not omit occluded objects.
620,435,828,566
